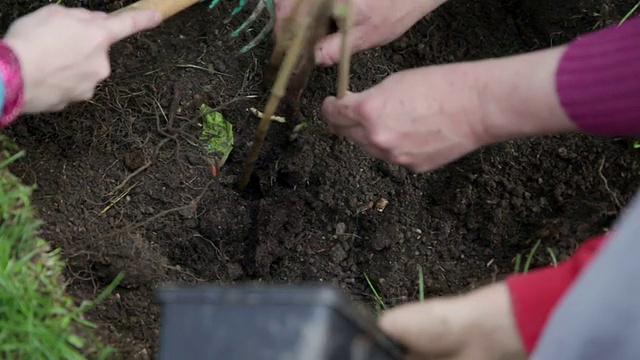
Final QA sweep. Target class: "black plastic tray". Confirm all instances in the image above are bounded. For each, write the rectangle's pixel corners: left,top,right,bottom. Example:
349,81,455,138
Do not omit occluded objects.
156,284,407,360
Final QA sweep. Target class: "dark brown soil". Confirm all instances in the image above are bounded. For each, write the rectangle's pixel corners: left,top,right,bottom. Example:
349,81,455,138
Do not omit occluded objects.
2,0,640,357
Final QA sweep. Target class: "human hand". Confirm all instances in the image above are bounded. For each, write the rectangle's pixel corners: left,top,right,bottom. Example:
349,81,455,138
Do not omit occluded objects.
273,0,447,66
379,282,526,360
321,64,488,172
322,46,576,173
3,4,162,114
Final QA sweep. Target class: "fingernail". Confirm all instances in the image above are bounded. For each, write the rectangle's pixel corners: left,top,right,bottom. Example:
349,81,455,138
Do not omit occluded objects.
314,50,322,65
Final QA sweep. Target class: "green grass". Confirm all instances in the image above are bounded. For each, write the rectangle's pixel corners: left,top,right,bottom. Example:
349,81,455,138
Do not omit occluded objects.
0,135,121,359
620,1,640,25
364,241,559,311
364,273,388,312
514,239,558,274
364,265,425,314
620,2,640,148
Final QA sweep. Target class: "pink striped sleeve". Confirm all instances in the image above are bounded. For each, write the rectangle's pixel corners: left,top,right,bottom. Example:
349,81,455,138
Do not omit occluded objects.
556,16,640,136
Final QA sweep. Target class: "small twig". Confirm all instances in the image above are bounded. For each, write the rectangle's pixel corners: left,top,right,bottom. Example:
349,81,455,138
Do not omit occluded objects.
598,156,622,209
334,0,353,141
162,264,208,282
335,0,353,98
100,181,139,215
174,64,232,77
106,87,182,197
98,180,215,239
106,137,171,197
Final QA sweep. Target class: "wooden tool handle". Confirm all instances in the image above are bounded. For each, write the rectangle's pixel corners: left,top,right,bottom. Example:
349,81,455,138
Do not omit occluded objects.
111,0,200,20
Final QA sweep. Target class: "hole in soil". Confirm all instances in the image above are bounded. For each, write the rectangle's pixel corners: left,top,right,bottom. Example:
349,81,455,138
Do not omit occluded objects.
237,172,263,201
275,171,297,189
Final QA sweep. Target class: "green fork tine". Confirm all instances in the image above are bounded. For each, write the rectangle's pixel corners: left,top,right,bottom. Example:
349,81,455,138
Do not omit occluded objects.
208,0,275,53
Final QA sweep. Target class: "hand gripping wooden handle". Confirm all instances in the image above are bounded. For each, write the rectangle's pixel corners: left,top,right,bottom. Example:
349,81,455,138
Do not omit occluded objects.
111,0,201,20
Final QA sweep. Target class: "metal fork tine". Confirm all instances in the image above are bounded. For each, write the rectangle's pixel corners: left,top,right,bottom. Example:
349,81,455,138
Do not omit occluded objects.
232,0,265,36
207,0,275,52
239,13,274,52
231,0,247,15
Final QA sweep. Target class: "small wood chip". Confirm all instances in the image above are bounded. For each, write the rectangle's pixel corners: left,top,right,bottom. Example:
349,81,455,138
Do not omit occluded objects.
249,107,286,123
375,198,389,212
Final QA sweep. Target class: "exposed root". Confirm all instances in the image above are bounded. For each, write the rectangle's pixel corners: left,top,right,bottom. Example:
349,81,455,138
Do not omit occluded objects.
598,156,622,209
98,179,215,240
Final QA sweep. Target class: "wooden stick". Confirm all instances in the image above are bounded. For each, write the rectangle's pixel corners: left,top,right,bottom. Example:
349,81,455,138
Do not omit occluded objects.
238,0,319,190
335,0,353,99
265,0,306,84
110,0,200,20
334,0,353,141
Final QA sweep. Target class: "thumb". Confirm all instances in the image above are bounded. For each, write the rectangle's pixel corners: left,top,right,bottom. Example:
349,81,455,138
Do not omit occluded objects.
321,90,367,128
378,282,524,360
314,27,363,67
104,9,162,44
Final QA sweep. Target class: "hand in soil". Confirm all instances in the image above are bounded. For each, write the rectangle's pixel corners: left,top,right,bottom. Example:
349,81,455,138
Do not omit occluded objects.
3,4,161,114
378,282,527,360
273,0,447,66
321,64,488,173
322,45,576,173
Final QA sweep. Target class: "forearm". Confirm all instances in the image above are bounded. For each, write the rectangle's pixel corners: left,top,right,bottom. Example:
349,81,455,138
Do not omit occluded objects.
475,16,640,143
474,45,576,144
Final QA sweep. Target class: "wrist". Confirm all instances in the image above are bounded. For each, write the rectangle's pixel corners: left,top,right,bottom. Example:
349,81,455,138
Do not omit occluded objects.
0,39,24,127
463,282,527,359
474,45,577,145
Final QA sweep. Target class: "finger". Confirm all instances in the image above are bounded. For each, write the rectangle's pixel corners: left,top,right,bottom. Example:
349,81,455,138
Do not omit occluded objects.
314,26,364,66
274,0,313,39
321,93,363,128
70,82,97,102
313,32,342,66
273,0,294,38
330,123,389,160
103,9,162,44
338,124,368,145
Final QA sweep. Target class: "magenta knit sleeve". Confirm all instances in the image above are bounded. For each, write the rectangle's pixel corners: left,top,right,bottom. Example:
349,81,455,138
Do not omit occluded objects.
556,16,640,136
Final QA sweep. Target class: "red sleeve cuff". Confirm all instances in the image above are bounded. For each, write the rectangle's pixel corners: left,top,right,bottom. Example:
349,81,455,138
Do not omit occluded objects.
506,234,609,354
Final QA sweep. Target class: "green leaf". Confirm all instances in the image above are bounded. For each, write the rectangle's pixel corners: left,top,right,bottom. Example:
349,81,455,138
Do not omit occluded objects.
199,104,234,173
